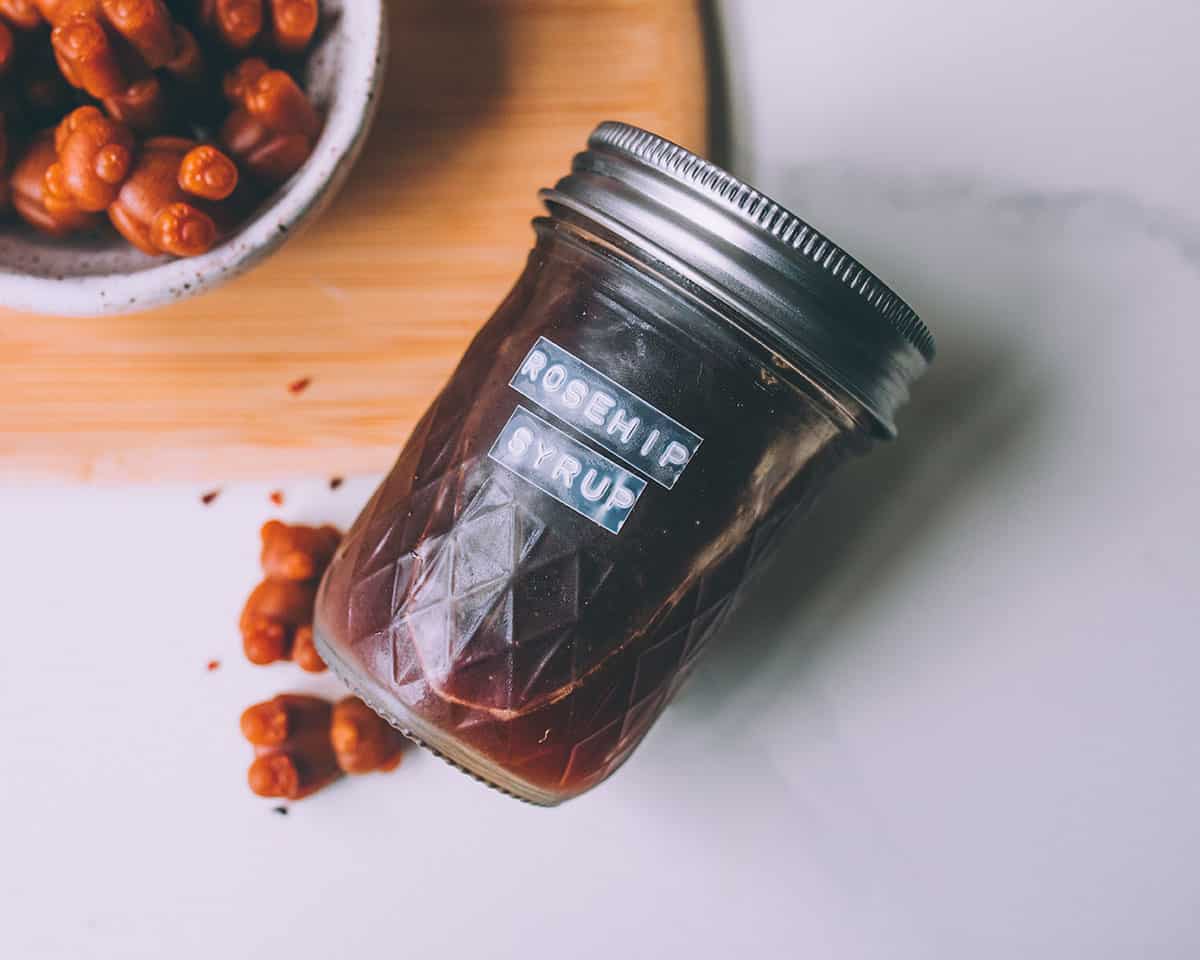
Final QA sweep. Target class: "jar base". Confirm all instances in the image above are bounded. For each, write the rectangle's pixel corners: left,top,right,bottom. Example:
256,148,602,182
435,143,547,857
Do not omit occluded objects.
312,620,565,807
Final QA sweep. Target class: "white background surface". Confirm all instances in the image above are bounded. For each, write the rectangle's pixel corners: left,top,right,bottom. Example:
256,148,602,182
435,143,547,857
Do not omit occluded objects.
3,1,1200,957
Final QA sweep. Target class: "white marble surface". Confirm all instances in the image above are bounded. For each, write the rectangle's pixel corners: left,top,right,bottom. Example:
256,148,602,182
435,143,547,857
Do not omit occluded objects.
3,1,1199,957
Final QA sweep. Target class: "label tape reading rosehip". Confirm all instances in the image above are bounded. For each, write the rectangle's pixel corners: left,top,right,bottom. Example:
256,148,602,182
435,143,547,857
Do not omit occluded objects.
489,406,648,534
509,337,703,489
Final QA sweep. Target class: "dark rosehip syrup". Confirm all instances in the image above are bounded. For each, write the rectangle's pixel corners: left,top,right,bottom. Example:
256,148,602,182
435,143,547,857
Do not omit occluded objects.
314,221,874,804
314,123,931,804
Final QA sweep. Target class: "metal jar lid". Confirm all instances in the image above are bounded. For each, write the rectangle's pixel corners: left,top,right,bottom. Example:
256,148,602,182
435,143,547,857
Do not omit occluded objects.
541,122,935,435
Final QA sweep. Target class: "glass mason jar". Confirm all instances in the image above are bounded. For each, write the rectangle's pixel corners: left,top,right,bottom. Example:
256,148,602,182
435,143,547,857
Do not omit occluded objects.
314,123,935,805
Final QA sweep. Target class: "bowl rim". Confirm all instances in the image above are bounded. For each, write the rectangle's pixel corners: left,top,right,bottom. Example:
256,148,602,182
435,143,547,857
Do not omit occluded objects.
0,0,387,318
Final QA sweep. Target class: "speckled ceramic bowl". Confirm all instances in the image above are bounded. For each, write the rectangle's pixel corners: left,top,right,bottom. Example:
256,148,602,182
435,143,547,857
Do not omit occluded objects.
0,0,386,316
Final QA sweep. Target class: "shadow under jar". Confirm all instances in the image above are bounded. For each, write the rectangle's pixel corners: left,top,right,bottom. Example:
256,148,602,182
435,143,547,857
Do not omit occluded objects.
314,123,935,805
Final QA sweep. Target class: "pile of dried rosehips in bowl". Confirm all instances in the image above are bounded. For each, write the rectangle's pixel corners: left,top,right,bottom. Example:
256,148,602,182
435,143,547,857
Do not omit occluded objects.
0,0,327,257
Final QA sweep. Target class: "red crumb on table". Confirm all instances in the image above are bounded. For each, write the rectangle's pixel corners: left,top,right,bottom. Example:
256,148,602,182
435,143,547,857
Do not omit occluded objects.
329,476,344,490
207,659,221,672
287,377,312,395
269,490,285,507
201,489,221,505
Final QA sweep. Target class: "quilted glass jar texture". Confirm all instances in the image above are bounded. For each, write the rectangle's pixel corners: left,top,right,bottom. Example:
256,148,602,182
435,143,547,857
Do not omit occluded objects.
314,124,934,804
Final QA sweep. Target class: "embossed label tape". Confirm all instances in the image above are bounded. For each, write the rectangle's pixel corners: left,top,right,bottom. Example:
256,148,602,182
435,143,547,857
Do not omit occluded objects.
509,337,704,490
488,406,648,535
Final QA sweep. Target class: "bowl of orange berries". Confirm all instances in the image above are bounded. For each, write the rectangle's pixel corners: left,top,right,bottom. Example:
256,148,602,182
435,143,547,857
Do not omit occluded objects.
0,0,386,315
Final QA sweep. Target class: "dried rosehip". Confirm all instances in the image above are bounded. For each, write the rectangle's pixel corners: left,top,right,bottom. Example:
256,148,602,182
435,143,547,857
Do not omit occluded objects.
52,12,126,98
202,0,263,51
49,105,134,211
240,522,341,668
102,75,167,132
221,59,319,184
11,130,99,235
163,24,203,83
239,576,316,665
45,0,187,98
177,143,238,200
107,136,236,256
269,0,317,54
201,0,318,55
99,0,175,69
242,695,341,800
259,520,340,582
330,697,405,775
241,694,405,801
0,0,42,30
290,625,326,673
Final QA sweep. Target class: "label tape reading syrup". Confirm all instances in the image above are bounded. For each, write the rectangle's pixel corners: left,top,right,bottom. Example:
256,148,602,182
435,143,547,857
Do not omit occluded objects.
509,337,703,490
489,406,648,534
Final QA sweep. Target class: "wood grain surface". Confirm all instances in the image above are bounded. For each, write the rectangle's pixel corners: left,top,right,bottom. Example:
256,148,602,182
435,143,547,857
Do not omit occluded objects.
0,0,708,484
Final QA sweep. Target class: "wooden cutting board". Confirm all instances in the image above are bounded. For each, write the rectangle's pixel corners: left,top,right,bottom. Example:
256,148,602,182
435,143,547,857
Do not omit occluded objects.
0,0,707,484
